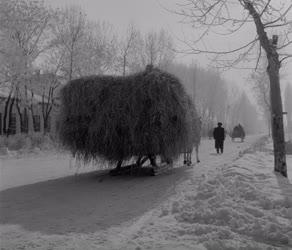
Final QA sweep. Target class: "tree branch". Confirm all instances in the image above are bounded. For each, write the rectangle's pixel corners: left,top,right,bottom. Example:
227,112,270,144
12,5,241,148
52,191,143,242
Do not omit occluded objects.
176,36,258,55
260,0,272,17
263,3,292,26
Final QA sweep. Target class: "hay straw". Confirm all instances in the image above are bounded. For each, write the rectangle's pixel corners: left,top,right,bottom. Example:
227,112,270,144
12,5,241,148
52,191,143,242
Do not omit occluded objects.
58,66,199,164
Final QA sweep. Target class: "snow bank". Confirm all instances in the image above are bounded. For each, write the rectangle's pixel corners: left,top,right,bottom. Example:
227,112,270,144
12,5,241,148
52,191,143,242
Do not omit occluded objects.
120,142,292,249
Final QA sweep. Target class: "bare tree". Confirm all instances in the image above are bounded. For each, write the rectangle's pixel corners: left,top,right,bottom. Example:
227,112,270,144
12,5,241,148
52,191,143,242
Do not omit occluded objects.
143,29,175,69
126,29,176,73
39,57,63,134
116,23,140,76
115,28,175,74
53,6,86,82
0,0,53,135
76,21,117,75
52,7,117,79
173,0,291,177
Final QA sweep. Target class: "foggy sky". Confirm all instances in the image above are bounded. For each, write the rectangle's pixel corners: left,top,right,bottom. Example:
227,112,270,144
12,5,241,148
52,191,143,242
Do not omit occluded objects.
45,0,291,91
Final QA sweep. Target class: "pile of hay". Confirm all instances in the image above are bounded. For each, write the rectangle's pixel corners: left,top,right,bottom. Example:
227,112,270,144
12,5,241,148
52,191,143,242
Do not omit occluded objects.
58,66,198,164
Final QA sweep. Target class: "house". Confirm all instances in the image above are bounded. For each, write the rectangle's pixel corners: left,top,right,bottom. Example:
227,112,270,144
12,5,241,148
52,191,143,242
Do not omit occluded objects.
0,72,62,136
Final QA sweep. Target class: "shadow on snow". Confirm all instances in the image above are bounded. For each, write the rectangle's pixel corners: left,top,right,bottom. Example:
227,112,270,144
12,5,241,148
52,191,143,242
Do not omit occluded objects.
0,167,191,235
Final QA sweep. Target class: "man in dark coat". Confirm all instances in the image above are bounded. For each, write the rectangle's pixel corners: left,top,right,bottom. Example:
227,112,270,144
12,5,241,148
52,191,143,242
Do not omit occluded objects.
213,122,226,154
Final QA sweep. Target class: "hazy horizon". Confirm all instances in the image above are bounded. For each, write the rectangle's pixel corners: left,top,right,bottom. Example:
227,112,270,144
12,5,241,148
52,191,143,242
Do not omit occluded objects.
44,0,291,97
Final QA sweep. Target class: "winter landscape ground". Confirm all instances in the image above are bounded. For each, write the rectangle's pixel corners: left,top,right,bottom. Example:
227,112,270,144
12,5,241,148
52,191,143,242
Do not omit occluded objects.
0,135,292,250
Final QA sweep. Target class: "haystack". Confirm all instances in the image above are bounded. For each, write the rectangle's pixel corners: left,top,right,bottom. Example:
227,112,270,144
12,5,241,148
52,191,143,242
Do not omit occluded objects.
58,66,198,167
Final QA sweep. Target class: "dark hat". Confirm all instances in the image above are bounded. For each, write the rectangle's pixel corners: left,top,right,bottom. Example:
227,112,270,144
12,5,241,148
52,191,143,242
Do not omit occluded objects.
218,122,222,126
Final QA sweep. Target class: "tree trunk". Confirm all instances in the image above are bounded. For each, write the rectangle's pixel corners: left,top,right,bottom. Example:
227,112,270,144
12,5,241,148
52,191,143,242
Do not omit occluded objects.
43,117,49,135
267,57,287,177
30,101,35,133
287,112,292,137
289,120,292,138
243,1,287,177
7,98,15,137
267,117,271,137
3,93,12,135
42,100,49,135
15,98,24,133
24,85,32,134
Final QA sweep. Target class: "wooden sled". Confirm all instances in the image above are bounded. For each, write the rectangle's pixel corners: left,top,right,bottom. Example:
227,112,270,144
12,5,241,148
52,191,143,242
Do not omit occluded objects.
109,162,173,176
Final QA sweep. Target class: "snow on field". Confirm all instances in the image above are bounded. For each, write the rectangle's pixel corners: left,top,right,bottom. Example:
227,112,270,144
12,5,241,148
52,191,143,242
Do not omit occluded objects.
0,136,292,250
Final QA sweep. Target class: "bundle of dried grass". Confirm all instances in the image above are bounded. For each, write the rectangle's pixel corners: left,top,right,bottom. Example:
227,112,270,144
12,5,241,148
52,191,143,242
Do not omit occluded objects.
58,66,198,165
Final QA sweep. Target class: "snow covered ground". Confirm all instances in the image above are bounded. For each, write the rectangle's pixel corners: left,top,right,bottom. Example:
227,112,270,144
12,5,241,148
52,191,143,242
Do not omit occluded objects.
0,152,113,191
0,136,291,250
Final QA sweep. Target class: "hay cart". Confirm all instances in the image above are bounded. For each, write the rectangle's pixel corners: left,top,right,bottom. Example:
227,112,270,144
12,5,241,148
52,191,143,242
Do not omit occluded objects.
59,65,198,176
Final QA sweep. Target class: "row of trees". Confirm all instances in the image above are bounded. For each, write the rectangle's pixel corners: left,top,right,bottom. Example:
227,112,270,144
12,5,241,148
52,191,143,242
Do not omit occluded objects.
48,9,175,80
0,0,175,84
0,0,175,136
167,63,262,135
172,0,292,177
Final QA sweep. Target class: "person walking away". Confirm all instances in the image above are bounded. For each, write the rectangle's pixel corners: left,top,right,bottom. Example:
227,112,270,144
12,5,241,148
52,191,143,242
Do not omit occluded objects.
213,122,226,154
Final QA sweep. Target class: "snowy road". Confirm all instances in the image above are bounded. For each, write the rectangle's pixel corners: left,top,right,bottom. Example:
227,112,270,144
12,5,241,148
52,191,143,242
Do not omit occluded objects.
0,136,259,191
1,135,292,250
0,136,257,191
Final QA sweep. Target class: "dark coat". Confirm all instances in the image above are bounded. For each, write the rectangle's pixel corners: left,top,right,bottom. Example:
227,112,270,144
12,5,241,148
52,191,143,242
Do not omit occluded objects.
213,127,225,141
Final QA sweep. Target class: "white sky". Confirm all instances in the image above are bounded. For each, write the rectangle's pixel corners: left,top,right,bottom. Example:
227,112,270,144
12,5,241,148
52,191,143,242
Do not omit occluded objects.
45,0,292,94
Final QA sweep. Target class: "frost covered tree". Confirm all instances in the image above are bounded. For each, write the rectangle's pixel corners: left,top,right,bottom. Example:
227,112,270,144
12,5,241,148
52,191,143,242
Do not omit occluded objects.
74,21,117,76
52,6,86,82
116,23,140,76
173,0,291,177
0,0,52,80
143,29,175,70
36,55,63,134
0,0,53,135
126,29,175,73
51,7,117,78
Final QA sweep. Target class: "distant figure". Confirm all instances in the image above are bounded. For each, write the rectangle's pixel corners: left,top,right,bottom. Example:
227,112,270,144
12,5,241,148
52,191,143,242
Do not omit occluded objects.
213,122,226,154
231,123,245,142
